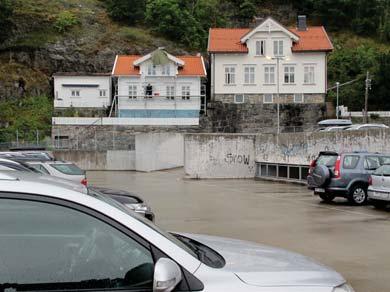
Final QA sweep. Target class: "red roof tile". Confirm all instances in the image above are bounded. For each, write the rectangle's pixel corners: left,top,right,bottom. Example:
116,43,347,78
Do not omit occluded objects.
208,26,333,53
112,55,206,76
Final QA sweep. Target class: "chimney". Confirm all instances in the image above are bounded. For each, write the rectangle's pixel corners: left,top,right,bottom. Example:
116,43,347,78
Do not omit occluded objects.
251,16,264,28
297,15,307,31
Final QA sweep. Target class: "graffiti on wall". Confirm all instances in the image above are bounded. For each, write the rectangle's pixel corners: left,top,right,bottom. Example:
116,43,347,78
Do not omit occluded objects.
225,153,250,165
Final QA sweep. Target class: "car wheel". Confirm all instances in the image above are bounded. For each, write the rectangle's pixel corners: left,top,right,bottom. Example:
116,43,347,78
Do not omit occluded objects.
371,199,388,209
319,193,335,203
348,184,367,205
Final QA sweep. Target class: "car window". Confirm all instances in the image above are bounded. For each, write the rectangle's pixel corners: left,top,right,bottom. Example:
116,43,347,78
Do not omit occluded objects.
29,164,50,174
50,163,85,175
364,156,381,170
376,165,390,176
316,154,338,167
0,198,154,291
343,156,359,169
379,156,390,165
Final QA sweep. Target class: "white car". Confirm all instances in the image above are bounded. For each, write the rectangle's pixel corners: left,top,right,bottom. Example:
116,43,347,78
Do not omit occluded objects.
368,164,390,209
0,171,354,292
27,160,87,185
344,124,389,131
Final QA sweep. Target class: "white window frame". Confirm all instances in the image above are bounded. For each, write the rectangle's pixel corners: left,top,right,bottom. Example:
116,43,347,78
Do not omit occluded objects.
224,66,236,85
273,40,284,56
162,64,171,76
71,90,80,97
264,66,275,84
181,85,190,100
263,94,274,104
147,64,156,76
304,66,315,84
166,85,175,99
255,40,266,56
294,93,304,103
284,66,295,84
234,94,245,104
244,66,255,84
129,85,137,99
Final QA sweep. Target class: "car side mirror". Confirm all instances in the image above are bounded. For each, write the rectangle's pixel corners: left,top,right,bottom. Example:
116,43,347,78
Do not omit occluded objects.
153,258,182,292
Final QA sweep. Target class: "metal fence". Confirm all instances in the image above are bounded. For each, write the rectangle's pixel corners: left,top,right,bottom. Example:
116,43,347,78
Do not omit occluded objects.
255,161,309,183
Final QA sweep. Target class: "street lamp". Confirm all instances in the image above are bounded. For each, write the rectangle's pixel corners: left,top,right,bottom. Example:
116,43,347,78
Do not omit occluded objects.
266,55,288,134
336,82,340,119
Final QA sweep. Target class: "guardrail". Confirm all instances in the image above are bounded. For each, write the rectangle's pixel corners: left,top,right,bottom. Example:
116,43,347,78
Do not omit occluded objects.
255,161,309,183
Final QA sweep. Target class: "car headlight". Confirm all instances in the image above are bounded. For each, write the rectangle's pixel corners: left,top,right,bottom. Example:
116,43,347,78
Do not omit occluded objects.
333,283,355,292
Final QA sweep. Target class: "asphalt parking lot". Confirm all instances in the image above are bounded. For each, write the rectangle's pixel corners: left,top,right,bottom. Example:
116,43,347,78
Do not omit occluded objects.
88,169,390,292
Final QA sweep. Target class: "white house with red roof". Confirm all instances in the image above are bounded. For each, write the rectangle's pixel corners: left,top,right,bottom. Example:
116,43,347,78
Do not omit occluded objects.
208,16,333,105
111,48,206,124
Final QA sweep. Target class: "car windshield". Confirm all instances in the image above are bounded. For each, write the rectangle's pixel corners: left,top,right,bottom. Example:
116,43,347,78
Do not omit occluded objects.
87,188,199,260
50,163,85,175
316,154,338,167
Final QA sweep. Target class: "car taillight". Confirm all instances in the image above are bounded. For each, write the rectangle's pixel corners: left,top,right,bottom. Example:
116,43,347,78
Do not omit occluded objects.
334,156,341,178
81,178,88,186
368,176,372,186
310,160,317,168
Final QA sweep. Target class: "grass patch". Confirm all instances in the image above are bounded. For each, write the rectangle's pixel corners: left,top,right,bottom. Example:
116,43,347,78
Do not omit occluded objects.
118,27,155,45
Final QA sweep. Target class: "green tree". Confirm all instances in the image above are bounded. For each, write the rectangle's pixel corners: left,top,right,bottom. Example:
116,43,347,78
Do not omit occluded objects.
371,52,390,110
145,0,203,49
104,0,146,25
0,0,13,41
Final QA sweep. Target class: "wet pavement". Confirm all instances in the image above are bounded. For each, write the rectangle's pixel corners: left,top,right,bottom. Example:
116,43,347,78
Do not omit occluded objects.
88,169,390,292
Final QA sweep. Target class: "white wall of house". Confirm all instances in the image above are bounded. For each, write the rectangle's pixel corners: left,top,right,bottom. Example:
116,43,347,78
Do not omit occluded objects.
54,76,111,108
212,29,327,97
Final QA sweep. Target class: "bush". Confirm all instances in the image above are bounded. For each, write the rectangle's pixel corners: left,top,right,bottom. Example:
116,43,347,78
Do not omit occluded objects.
370,113,380,120
54,11,79,33
0,0,13,41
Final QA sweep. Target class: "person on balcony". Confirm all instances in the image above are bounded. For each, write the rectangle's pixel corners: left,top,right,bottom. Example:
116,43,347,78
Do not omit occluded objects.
145,84,153,98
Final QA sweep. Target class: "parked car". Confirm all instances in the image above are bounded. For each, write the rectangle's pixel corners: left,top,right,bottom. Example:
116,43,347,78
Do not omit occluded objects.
316,119,353,132
318,126,349,132
368,164,390,209
344,124,389,131
0,151,54,161
0,158,44,173
0,170,354,292
27,160,88,186
89,186,155,221
307,151,390,205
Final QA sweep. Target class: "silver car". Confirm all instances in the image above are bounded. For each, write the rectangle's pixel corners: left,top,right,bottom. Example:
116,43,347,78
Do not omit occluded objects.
0,171,354,292
368,164,390,209
27,160,87,185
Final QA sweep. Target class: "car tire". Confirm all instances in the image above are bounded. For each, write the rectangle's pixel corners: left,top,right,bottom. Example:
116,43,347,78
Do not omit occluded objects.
371,199,388,209
348,184,368,205
319,193,335,203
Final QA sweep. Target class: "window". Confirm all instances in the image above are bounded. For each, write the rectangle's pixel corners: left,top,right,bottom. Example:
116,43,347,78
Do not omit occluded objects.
264,66,275,84
224,66,236,85
99,89,107,97
35,164,50,174
162,64,170,76
284,66,295,84
256,40,265,56
273,40,283,56
304,66,315,84
50,163,85,175
181,85,190,100
294,94,303,103
343,156,360,169
244,66,255,84
128,85,137,99
147,64,156,76
0,198,154,290
166,85,175,99
263,94,274,104
364,156,381,170
234,94,245,104
71,90,80,97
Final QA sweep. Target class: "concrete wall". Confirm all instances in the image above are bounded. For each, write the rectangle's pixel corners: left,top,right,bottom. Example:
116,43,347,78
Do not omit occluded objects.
136,133,184,172
184,134,255,178
54,150,135,171
184,129,390,178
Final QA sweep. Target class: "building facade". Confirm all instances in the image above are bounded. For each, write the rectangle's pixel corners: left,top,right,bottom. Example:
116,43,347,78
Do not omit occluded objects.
111,49,206,125
53,73,111,113
207,16,334,132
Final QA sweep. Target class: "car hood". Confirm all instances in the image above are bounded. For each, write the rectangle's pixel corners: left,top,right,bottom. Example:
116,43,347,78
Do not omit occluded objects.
183,233,345,287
